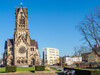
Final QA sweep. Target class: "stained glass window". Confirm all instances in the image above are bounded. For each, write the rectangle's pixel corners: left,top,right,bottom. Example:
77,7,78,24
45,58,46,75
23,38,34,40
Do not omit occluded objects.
19,46,26,53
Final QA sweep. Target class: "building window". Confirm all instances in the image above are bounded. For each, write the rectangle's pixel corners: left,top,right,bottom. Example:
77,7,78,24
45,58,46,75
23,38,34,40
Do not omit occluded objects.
19,46,26,54
10,47,13,51
20,12,23,14
20,19,25,24
21,60,24,63
31,48,34,51
17,60,20,64
25,60,27,63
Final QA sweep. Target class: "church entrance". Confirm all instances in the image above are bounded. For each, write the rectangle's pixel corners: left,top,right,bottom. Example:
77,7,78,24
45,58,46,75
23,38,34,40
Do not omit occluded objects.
31,58,35,65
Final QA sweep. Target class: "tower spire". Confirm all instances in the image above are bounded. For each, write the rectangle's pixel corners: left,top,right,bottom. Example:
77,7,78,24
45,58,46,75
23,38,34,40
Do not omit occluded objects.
20,3,22,7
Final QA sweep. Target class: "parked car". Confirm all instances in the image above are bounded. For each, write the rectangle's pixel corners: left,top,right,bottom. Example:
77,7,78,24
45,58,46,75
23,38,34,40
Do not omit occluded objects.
64,69,75,75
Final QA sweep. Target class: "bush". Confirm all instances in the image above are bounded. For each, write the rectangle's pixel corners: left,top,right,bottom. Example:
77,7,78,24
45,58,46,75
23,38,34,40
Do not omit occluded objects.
75,69,100,75
35,65,45,71
6,65,16,72
64,67,100,75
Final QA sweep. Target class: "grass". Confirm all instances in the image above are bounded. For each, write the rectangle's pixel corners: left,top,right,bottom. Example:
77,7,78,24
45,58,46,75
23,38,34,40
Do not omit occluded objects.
0,67,50,73
0,67,5,73
0,67,35,73
17,67,35,71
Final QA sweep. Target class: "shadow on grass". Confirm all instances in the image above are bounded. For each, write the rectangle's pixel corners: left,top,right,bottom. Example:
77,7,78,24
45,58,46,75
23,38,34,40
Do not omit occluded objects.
0,71,17,73
0,72,6,73
29,70,35,73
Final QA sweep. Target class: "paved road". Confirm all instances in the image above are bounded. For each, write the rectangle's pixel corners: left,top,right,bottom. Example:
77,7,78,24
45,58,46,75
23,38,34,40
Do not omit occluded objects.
2,73,64,75
50,66,63,71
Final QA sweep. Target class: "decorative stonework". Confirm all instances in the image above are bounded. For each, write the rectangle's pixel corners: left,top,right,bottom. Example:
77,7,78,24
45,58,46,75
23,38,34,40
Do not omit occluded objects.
19,46,26,54
3,5,40,66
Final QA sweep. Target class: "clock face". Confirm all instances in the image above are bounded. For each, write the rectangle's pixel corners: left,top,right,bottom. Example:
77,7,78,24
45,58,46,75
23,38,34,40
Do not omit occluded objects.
19,46,26,54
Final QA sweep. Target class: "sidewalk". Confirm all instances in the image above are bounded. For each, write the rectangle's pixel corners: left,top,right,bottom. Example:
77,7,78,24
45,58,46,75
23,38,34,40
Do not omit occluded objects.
35,67,57,73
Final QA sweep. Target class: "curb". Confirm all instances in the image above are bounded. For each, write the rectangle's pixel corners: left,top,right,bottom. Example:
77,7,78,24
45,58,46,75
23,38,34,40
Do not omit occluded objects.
0,71,33,75
35,71,57,73
0,71,57,74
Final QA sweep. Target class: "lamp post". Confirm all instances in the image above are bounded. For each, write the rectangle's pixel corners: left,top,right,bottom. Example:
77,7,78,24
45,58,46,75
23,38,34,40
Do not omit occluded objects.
43,48,44,65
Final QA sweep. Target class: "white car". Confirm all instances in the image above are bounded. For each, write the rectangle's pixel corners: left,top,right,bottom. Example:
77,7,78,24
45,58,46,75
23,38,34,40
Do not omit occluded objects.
64,69,75,75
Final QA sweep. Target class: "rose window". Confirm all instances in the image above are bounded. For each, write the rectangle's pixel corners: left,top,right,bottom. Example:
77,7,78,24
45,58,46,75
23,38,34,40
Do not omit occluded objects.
19,46,26,53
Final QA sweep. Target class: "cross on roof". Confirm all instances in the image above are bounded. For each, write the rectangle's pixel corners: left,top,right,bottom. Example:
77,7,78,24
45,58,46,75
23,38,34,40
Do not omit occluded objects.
20,3,22,6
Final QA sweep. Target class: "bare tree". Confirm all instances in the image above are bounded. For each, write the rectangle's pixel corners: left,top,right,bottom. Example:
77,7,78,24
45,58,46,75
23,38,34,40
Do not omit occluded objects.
74,46,79,56
79,6,100,56
74,45,90,56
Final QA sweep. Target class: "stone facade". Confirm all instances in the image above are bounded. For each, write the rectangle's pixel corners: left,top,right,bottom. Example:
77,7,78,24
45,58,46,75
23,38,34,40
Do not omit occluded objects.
3,5,40,66
88,52,100,62
81,52,91,62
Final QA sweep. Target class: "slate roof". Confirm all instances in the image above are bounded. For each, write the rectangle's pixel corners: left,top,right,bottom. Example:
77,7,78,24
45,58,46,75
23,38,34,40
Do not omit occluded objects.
7,39,13,46
30,40,38,49
4,41,7,49
36,42,38,49
30,40,36,46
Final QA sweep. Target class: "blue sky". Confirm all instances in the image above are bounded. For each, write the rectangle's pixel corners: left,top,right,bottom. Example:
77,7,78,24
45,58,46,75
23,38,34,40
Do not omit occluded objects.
0,0,100,58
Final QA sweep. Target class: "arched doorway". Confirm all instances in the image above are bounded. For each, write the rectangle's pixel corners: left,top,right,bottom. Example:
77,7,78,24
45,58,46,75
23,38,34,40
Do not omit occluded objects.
31,58,35,65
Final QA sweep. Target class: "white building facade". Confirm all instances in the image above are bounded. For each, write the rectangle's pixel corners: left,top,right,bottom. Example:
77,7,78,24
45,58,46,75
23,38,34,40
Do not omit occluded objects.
63,56,82,65
43,48,59,65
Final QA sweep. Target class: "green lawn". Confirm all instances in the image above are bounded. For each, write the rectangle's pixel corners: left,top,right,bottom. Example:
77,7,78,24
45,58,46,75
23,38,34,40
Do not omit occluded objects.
0,67,49,73
17,67,35,71
0,67,35,73
0,67,5,73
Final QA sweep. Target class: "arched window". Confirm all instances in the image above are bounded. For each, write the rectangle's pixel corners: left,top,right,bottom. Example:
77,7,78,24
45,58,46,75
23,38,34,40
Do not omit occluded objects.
19,16,25,25
21,60,24,63
25,60,27,63
31,48,34,51
17,60,20,64
20,19,25,24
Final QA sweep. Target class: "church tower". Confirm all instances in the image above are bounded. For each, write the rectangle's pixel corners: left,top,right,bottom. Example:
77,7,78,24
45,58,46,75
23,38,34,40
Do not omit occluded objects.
14,5,30,44
3,4,40,66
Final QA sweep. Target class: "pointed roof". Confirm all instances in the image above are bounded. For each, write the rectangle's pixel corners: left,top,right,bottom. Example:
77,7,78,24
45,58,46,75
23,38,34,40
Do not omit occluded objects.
15,6,28,17
7,39,13,46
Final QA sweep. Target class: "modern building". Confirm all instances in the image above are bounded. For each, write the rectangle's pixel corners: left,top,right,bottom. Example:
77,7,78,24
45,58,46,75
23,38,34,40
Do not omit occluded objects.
3,5,40,66
62,56,82,65
43,48,59,65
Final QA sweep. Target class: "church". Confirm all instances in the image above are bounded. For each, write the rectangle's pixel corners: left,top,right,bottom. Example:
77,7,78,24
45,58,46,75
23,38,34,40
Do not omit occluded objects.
3,5,40,66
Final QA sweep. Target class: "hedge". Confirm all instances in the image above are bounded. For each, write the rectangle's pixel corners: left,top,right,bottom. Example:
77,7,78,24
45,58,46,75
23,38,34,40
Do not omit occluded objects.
64,67,100,75
35,65,45,71
6,65,16,72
